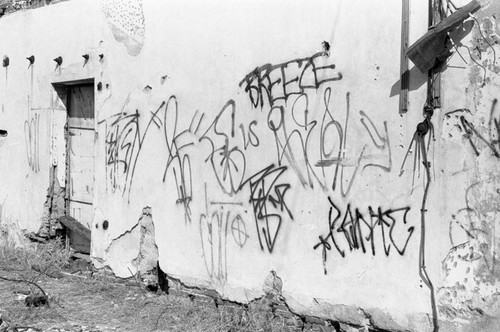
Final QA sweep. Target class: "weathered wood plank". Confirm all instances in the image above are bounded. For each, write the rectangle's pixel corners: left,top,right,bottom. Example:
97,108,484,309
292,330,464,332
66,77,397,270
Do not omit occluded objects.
57,215,91,240
399,0,410,113
407,0,481,73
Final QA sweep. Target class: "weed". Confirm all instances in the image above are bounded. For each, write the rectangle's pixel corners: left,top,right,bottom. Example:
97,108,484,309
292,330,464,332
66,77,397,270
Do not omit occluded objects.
0,229,310,331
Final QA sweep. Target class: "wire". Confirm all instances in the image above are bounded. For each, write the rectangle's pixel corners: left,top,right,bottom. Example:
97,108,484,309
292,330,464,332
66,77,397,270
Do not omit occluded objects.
470,13,497,66
464,44,488,85
446,3,454,15
447,0,458,11
447,32,469,65
419,144,438,332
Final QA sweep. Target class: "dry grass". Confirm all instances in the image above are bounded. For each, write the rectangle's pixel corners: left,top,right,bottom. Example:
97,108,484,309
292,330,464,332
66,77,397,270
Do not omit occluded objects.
0,241,310,332
1,239,71,273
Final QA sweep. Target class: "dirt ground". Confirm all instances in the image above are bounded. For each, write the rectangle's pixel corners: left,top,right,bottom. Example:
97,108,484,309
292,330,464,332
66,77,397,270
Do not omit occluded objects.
0,269,209,331
0,250,315,332
0,268,282,332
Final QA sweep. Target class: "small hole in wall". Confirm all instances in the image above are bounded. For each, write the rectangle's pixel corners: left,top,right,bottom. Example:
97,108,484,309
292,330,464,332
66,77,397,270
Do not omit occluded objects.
103,220,109,230
322,41,330,52
0,129,7,137
321,41,330,57
97,82,102,91
95,223,98,229
106,83,110,89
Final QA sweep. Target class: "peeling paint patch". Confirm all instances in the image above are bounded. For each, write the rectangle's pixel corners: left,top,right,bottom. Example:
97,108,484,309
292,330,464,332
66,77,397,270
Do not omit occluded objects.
104,207,158,276
101,0,145,56
468,63,485,86
467,13,500,86
37,166,65,239
132,207,158,273
440,175,500,320
308,298,411,331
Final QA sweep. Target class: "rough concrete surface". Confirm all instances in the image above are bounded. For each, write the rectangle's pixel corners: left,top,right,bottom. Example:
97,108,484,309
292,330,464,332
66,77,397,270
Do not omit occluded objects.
0,0,499,331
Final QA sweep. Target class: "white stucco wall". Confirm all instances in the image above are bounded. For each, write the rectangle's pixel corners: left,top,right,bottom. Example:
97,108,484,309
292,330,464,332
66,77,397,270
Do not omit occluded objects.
0,0,498,331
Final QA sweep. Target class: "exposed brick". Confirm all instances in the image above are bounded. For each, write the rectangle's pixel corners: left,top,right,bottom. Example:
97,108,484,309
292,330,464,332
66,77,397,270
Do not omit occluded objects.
160,276,365,332
275,309,294,318
168,288,190,297
197,288,220,299
274,304,289,311
305,315,326,325
285,316,304,328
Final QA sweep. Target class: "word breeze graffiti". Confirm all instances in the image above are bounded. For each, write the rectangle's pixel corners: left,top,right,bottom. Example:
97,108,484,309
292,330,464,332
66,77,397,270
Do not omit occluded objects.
314,197,414,275
239,51,342,109
239,51,390,197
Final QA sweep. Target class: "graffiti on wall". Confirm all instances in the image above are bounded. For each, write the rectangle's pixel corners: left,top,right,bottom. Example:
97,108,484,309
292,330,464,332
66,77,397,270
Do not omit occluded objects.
240,164,293,253
199,184,249,288
447,99,500,158
313,197,414,275
25,111,40,173
198,100,254,196
239,53,391,196
315,89,392,196
439,174,500,319
101,94,201,222
447,176,500,269
231,213,249,248
102,95,152,198
239,51,342,109
102,50,401,257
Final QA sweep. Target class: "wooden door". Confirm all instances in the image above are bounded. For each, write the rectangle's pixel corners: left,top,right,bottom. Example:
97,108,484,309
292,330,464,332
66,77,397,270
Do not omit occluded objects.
67,84,95,237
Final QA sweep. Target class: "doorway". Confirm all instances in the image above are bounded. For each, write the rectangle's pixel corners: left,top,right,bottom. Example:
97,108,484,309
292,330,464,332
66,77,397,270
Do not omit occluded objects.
65,83,95,252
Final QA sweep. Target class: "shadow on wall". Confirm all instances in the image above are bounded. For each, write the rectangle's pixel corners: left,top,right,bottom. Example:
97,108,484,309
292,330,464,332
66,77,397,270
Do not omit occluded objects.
390,20,475,97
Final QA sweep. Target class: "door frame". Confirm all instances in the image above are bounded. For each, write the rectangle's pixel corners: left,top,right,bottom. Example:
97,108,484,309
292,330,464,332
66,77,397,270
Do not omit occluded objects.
65,81,95,220
52,78,95,253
